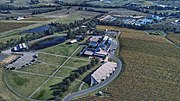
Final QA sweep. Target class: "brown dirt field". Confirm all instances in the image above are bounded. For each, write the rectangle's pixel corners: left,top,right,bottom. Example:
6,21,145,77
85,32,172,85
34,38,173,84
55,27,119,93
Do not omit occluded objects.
0,55,19,65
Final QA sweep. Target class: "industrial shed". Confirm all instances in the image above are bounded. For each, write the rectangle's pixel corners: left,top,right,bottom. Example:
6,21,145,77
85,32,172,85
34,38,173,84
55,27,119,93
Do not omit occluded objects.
90,62,117,86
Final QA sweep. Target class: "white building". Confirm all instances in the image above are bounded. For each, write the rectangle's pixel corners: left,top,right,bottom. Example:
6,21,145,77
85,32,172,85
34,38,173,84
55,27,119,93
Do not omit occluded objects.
90,62,117,86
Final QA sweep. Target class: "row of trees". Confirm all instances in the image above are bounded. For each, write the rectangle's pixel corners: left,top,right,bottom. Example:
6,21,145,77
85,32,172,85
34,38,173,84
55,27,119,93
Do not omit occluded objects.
67,19,98,39
0,4,62,10
77,7,108,14
32,7,62,15
50,58,99,99
59,2,122,8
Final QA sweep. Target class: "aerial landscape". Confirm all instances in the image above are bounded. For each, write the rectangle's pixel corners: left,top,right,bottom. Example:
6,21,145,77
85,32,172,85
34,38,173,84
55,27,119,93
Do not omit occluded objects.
0,0,179,101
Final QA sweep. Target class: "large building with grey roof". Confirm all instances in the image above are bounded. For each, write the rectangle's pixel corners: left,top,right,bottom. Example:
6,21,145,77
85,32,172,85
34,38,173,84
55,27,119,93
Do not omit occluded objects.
90,62,117,86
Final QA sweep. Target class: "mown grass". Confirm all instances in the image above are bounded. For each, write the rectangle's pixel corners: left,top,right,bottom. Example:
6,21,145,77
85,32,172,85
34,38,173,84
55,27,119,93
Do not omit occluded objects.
64,58,90,68
21,17,53,21
39,43,79,56
78,25,180,100
0,69,22,101
38,53,68,65
19,63,59,75
6,71,47,97
32,78,63,100
54,67,75,77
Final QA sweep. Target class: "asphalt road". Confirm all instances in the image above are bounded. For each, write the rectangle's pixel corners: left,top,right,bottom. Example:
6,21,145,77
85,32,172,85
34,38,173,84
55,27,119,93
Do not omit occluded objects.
62,39,122,101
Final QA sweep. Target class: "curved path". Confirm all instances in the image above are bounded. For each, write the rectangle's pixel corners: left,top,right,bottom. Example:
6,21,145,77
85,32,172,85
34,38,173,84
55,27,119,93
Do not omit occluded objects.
62,54,122,101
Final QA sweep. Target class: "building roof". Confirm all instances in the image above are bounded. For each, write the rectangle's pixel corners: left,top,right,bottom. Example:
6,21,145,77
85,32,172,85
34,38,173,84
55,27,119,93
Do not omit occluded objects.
70,39,77,44
84,50,94,56
89,36,102,42
91,62,117,85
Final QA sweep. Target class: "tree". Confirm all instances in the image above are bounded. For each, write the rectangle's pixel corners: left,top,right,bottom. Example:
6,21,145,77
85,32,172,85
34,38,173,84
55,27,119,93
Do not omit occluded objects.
78,67,84,74
31,0,39,4
69,74,76,81
10,0,15,3
83,66,88,72
87,64,92,70
90,59,96,67
74,72,80,78
95,58,99,64
61,84,68,91
63,78,71,86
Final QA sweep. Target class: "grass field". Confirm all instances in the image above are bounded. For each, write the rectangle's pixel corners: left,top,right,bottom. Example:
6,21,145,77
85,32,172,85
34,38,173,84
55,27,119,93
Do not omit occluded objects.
87,0,134,6
32,78,63,100
0,69,22,101
19,63,59,75
64,58,90,68
38,53,68,65
6,70,48,97
39,43,79,56
77,25,180,100
21,17,53,21
0,22,34,33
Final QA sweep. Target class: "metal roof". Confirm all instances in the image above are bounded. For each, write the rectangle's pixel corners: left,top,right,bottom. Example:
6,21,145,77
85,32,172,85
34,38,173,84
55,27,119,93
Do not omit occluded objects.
91,62,117,85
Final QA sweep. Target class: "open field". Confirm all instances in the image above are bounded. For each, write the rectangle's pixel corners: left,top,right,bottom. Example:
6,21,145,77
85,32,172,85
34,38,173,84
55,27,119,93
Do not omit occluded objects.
38,7,99,23
87,0,134,6
78,25,180,100
19,63,59,75
64,58,90,68
0,0,55,7
21,17,53,21
0,69,22,101
0,21,34,33
5,70,48,97
38,53,68,65
32,77,63,100
166,32,180,46
39,43,79,56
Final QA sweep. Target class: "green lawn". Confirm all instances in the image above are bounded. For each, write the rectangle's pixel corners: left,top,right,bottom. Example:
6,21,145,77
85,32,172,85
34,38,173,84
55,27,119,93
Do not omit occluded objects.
39,43,79,56
0,69,22,101
38,53,68,65
32,78,63,100
64,58,90,68
32,77,82,100
57,15,82,24
5,71,47,97
72,45,89,60
19,63,58,75
54,67,75,77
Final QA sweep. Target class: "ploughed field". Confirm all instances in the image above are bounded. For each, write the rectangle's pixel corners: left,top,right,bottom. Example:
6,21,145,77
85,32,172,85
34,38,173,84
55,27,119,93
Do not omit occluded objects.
77,25,180,101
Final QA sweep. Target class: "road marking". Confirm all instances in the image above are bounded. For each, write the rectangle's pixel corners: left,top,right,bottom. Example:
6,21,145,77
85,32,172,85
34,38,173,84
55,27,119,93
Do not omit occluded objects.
28,46,81,98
